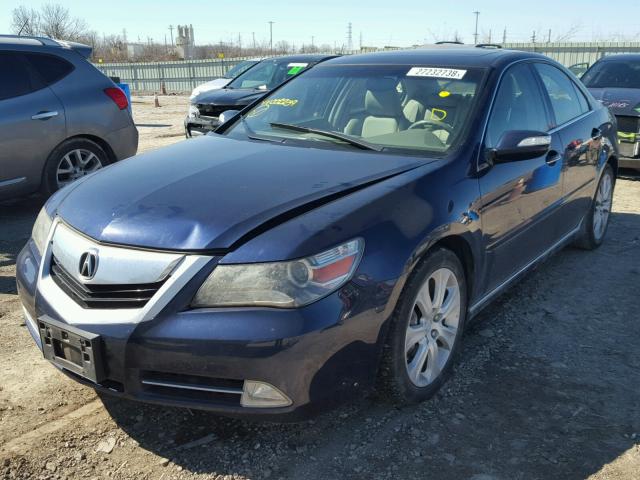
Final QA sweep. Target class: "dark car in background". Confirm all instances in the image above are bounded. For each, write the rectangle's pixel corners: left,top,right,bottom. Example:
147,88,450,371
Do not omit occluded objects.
184,54,336,137
18,47,617,419
189,59,260,100
0,35,138,201
582,54,640,171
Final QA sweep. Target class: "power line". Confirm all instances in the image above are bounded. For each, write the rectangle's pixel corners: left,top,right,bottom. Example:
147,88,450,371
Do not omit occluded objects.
473,11,480,44
268,21,275,54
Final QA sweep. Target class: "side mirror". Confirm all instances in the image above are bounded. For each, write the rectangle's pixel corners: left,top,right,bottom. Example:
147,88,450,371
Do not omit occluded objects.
487,130,551,164
218,109,240,125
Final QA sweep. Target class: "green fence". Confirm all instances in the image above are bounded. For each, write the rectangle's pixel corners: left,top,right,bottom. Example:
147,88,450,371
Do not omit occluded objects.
503,41,640,68
95,57,254,93
96,42,640,94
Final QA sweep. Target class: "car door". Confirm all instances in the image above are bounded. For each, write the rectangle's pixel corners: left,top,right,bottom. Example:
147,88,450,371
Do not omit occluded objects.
478,62,564,294
533,62,601,235
0,51,66,197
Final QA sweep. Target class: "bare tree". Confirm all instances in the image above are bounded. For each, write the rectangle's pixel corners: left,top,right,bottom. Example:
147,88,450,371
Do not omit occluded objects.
10,6,41,36
11,4,89,41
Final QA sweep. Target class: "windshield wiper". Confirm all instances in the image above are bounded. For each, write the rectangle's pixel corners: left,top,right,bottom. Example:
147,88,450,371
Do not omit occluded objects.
241,116,283,144
269,122,383,151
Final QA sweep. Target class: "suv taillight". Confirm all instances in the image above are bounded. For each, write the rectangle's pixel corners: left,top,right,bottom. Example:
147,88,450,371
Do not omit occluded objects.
104,87,128,110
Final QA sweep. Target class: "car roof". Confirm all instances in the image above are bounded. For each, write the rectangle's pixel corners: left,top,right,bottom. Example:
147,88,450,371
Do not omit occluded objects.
0,34,92,58
596,53,640,62
323,46,548,68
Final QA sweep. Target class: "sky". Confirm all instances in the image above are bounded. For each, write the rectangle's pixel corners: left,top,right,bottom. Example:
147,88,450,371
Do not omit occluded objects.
3,0,640,48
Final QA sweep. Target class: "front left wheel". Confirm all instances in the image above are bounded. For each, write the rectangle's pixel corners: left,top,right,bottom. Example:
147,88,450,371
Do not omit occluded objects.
379,248,467,404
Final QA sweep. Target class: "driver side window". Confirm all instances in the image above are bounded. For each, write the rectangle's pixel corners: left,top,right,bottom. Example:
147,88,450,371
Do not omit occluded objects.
486,64,550,147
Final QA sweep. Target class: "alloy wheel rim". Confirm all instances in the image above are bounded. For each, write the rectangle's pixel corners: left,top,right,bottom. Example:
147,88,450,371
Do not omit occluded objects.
56,149,103,188
593,172,612,241
404,267,460,387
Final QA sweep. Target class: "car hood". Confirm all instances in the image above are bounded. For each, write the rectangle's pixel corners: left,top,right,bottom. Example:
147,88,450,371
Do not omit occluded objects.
191,87,266,106
189,78,229,99
588,87,640,116
56,135,426,251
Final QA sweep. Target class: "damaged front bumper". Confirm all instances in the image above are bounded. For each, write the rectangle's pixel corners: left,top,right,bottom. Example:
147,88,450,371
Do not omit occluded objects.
184,115,220,138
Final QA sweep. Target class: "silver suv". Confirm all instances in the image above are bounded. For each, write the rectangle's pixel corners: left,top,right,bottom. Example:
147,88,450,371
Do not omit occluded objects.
0,35,138,200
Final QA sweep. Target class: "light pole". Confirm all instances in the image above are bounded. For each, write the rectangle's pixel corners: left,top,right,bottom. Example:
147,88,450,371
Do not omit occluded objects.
268,21,275,54
473,11,480,45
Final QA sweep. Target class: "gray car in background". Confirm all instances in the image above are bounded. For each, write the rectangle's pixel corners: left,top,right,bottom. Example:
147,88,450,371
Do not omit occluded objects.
0,35,138,201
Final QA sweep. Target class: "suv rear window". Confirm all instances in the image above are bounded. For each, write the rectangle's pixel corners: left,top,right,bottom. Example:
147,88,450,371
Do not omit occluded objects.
0,53,34,100
24,53,74,85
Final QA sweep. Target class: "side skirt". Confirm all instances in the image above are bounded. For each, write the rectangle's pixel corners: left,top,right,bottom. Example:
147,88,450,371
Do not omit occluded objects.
468,221,583,319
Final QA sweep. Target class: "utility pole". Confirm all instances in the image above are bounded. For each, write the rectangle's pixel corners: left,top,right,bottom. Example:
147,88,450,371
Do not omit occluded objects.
168,25,174,46
502,27,506,44
359,31,363,50
238,33,241,49
547,29,552,42
347,22,353,51
531,30,536,43
473,11,480,44
252,32,256,49
268,21,274,54
488,29,492,43
311,36,315,49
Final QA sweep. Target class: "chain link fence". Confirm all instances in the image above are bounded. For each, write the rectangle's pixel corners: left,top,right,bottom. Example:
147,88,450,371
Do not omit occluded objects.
95,42,640,94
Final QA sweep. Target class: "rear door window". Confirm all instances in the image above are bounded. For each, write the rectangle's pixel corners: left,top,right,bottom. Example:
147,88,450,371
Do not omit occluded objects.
534,63,590,126
24,53,74,86
0,52,36,100
486,63,550,147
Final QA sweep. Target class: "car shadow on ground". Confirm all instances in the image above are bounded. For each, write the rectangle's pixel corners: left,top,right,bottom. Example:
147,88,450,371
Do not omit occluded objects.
99,212,640,480
0,195,44,295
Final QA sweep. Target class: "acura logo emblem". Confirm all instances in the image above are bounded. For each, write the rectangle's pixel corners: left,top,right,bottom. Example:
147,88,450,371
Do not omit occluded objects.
78,250,99,280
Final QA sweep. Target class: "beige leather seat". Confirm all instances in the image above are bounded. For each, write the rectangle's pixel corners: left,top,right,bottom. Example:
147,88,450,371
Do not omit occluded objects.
402,78,440,124
345,78,403,138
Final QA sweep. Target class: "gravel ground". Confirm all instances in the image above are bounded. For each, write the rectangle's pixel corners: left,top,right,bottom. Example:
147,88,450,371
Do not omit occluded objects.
1,96,639,480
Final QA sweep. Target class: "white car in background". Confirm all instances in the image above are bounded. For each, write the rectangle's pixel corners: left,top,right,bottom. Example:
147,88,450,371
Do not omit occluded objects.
189,59,260,100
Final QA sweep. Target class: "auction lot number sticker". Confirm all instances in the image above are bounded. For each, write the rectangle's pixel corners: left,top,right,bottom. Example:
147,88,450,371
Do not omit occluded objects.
407,67,467,79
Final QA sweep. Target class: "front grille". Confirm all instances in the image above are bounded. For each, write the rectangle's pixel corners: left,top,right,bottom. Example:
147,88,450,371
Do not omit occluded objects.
196,104,234,117
615,115,640,134
50,255,166,309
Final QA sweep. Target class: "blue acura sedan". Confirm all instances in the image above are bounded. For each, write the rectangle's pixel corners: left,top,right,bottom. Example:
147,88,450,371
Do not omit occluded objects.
17,46,617,419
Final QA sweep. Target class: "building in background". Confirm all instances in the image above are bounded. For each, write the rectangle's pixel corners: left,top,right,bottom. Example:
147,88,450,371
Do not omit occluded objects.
176,25,195,60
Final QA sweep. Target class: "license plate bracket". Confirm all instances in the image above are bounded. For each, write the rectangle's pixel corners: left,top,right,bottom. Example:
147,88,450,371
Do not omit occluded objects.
38,316,105,384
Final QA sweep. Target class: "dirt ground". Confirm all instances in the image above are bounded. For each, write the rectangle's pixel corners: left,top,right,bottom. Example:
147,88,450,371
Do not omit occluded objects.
1,95,639,480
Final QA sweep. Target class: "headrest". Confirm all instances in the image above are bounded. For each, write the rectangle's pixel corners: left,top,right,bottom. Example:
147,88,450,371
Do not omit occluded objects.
365,77,401,116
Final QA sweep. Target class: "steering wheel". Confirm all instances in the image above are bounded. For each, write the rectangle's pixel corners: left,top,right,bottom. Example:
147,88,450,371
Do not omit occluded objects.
408,119,454,133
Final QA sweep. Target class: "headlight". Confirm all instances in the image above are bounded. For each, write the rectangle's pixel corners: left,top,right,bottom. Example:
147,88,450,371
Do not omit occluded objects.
191,239,364,308
32,207,53,256
188,104,200,118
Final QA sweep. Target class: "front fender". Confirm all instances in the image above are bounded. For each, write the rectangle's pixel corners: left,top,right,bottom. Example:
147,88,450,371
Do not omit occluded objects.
221,156,484,313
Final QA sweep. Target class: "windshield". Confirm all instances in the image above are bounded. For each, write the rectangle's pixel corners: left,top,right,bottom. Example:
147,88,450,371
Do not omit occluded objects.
582,60,640,89
226,59,311,90
226,64,485,155
223,60,258,79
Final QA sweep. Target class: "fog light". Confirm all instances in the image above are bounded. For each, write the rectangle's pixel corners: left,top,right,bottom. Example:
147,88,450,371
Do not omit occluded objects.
241,380,292,408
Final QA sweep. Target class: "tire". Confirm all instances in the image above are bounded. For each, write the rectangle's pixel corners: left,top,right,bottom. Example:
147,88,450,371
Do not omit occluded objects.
379,248,467,404
573,164,614,250
42,138,111,196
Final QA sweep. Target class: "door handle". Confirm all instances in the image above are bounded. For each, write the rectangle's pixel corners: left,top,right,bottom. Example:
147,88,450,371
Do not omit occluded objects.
31,111,59,121
545,150,561,165
591,128,602,140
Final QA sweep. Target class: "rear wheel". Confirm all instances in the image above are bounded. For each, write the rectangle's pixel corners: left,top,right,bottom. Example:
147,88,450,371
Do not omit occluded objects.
42,138,110,196
573,164,614,250
379,248,467,403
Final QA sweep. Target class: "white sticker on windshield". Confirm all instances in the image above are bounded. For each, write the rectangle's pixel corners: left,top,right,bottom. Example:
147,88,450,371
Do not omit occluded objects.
407,67,467,80
287,63,309,68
